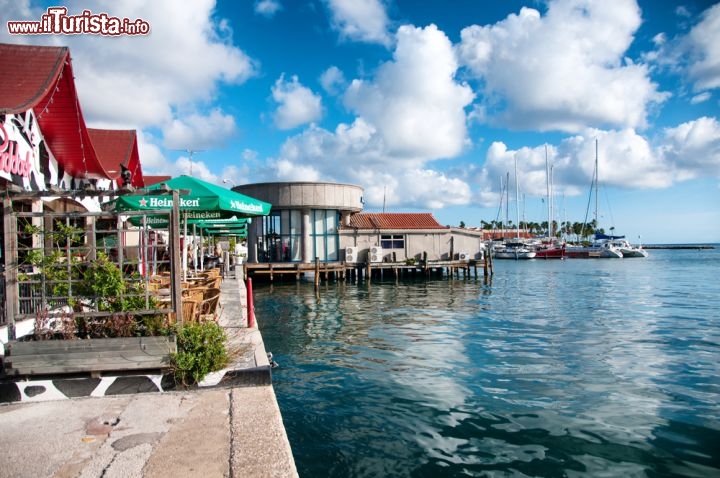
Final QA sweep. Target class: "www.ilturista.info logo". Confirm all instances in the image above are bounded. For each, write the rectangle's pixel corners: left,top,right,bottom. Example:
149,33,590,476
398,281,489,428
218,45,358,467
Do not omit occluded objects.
7,7,150,36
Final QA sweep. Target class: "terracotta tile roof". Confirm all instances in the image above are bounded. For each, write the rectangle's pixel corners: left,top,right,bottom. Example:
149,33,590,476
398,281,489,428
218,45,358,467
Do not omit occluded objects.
88,129,145,188
0,44,68,113
345,213,448,230
0,43,111,180
143,175,172,187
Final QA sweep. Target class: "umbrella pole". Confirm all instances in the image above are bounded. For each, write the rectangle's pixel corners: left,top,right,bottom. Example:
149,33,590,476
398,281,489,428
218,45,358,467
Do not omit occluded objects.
193,224,198,274
200,228,204,272
182,212,188,281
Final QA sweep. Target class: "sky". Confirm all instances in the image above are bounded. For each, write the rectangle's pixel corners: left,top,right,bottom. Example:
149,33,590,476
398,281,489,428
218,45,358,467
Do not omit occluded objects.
2,0,719,244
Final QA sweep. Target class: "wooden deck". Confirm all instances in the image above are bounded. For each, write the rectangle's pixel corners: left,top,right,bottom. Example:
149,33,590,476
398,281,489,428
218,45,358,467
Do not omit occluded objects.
3,336,177,377
243,259,489,283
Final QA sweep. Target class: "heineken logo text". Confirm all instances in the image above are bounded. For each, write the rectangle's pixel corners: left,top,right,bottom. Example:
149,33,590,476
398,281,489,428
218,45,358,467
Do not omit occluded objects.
144,197,200,208
231,200,264,212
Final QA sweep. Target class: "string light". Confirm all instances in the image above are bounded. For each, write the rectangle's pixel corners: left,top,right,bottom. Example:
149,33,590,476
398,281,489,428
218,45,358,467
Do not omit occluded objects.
36,68,63,121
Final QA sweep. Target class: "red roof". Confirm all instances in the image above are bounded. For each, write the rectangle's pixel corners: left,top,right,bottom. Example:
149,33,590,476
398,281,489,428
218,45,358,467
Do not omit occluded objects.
0,43,112,180
345,213,448,230
88,129,144,188
143,175,172,187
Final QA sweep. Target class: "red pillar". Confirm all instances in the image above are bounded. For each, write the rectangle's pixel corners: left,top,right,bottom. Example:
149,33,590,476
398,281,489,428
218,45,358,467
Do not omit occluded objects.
245,277,255,328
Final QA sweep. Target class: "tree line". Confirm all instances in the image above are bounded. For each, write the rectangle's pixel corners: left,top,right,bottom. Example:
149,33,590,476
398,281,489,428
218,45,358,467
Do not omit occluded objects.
465,219,607,242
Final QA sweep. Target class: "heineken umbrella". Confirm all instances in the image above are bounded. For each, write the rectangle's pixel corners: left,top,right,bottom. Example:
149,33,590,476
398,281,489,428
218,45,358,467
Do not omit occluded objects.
201,226,248,237
195,218,248,236
111,175,271,217
106,175,270,275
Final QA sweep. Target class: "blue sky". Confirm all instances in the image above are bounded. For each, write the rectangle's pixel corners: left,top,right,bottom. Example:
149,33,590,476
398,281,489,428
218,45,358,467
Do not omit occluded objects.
2,0,719,244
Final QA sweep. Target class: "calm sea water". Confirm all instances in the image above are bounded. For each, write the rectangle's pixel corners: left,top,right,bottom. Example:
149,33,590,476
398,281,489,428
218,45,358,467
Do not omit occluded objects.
254,247,720,478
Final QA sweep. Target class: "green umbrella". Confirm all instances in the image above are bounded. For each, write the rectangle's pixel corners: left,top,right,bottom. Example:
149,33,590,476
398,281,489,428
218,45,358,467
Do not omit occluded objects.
195,218,249,236
104,176,269,276
109,175,271,217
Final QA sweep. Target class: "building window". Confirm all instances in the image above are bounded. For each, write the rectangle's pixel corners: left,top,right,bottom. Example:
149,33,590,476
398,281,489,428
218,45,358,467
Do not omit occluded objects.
260,210,302,262
380,234,404,249
311,210,339,262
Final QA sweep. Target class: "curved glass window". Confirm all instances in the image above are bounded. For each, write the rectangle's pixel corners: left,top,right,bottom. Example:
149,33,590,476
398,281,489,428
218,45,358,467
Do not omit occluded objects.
259,210,302,262
311,209,339,262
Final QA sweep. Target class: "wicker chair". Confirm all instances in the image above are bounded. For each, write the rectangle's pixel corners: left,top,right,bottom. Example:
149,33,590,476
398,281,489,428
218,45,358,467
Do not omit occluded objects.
182,289,205,304
202,276,222,289
169,299,199,323
145,282,162,292
198,288,221,322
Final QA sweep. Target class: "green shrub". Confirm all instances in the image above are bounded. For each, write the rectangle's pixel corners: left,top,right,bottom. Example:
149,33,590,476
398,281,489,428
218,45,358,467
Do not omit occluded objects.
171,321,229,386
78,252,125,311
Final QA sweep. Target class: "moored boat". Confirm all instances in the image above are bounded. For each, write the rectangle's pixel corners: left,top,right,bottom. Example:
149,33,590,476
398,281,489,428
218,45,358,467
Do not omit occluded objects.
565,239,623,258
609,238,649,258
532,239,566,259
493,242,537,260
493,156,537,260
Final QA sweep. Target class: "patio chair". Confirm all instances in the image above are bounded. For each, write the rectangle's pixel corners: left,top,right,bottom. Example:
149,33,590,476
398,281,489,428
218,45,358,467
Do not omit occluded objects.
202,276,222,289
168,299,199,324
198,288,221,322
182,289,204,304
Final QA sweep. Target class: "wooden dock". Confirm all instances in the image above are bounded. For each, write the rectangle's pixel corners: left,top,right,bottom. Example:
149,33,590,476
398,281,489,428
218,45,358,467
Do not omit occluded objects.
243,258,491,284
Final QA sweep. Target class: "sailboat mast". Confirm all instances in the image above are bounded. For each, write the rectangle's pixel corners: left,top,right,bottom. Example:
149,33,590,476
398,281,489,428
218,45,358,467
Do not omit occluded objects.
545,145,551,237
499,175,505,232
594,139,599,227
505,171,510,240
550,164,554,237
515,156,520,241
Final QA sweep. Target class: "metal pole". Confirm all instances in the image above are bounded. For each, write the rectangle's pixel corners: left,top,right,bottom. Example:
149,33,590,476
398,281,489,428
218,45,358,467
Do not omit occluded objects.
246,277,255,328
170,191,183,324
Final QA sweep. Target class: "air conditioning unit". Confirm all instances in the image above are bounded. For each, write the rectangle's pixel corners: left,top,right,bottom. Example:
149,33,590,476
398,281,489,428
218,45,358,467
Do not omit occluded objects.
369,246,383,263
346,246,358,263
458,252,470,261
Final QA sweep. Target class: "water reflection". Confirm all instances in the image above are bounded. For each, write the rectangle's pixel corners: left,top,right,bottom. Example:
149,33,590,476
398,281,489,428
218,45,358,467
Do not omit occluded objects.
256,249,720,477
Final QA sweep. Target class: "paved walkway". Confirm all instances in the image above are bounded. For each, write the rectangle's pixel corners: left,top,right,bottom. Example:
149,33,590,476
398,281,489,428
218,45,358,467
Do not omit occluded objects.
0,271,298,478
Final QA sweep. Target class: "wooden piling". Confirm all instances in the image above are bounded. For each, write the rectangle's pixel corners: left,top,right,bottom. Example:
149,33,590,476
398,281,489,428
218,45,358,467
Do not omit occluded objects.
314,257,320,288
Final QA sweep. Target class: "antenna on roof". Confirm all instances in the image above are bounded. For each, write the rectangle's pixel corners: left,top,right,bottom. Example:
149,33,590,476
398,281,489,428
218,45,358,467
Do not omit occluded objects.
172,148,206,176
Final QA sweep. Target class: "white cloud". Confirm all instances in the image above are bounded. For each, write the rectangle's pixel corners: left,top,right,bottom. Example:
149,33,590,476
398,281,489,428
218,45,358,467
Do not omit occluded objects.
324,0,392,46
260,24,477,210
255,0,282,18
471,115,720,213
320,66,346,95
690,92,712,104
457,0,667,132
344,24,474,160
271,74,323,130
659,116,720,179
2,0,257,135
353,168,472,211
686,3,720,91
135,130,167,172
162,109,237,150
264,114,475,210
272,158,322,182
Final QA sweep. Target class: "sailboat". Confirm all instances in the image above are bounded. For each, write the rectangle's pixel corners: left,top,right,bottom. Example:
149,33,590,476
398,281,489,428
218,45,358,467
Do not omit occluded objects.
565,140,623,259
534,145,566,259
606,236,649,258
494,156,536,260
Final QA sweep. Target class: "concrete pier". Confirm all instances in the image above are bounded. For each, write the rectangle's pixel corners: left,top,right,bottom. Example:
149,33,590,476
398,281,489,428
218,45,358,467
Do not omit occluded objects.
0,272,298,478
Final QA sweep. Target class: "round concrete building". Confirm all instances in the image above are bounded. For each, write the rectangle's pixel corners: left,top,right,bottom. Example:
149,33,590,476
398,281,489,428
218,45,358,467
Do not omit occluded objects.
233,182,363,263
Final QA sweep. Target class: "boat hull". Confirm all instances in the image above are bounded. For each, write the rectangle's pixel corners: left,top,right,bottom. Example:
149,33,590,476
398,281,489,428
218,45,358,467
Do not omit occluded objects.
619,248,649,258
565,243,623,258
534,247,565,259
493,246,537,260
